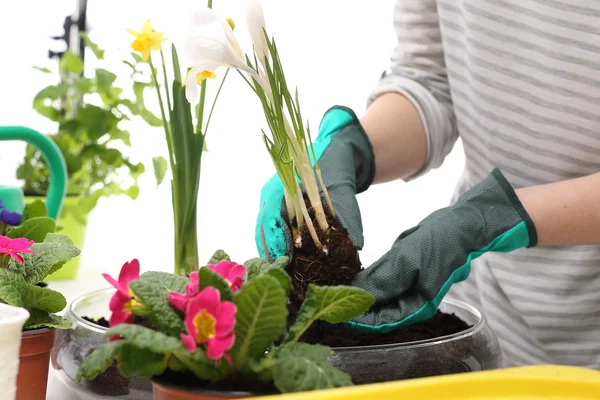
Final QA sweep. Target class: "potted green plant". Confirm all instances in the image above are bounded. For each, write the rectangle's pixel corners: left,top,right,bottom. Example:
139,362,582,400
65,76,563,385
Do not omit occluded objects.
18,34,161,280
76,250,375,399
0,200,80,400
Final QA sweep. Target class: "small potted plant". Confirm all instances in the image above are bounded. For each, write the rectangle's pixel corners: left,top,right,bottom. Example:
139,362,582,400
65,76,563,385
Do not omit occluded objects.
18,34,161,280
0,201,80,400
77,250,374,399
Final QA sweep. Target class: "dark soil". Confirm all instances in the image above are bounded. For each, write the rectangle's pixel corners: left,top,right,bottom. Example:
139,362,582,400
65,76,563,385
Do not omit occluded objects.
289,201,361,307
82,315,153,329
153,370,279,395
299,310,470,347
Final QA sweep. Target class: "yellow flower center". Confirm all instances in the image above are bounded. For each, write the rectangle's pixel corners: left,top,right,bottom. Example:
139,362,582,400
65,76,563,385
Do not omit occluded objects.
196,70,216,84
131,33,151,52
193,309,216,344
123,289,140,313
226,18,235,31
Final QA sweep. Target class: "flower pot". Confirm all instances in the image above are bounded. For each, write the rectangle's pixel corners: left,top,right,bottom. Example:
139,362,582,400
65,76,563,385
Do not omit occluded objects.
0,304,30,400
24,195,88,280
151,377,261,400
51,288,153,399
17,328,55,400
327,299,503,385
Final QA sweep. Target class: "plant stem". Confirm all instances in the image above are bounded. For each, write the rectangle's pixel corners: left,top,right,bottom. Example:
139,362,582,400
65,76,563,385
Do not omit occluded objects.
196,80,207,134
148,58,175,170
159,49,172,115
204,68,229,137
174,204,199,275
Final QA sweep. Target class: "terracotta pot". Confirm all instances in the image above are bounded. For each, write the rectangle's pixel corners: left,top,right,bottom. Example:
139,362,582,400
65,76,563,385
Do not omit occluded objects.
17,328,55,400
152,377,272,400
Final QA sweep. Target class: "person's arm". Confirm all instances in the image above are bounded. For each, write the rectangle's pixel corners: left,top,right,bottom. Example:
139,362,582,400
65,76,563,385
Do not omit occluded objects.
360,0,457,184
517,173,600,246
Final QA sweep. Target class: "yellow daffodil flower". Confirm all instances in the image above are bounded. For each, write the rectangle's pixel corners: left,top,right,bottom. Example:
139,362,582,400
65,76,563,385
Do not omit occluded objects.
126,19,167,62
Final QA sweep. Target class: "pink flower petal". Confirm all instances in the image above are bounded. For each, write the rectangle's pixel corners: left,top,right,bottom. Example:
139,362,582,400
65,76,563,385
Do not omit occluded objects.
118,259,140,288
185,272,200,296
194,287,220,316
0,235,10,247
102,273,129,297
9,237,34,251
10,252,24,264
215,301,237,336
109,291,129,312
109,308,133,327
181,333,197,353
206,333,235,361
169,292,189,312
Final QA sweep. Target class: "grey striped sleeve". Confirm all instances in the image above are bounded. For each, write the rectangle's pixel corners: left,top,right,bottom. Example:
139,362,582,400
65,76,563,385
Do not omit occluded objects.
367,0,457,180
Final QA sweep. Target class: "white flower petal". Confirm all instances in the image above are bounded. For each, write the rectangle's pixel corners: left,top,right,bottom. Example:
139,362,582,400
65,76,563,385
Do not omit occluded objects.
246,0,269,66
185,70,200,103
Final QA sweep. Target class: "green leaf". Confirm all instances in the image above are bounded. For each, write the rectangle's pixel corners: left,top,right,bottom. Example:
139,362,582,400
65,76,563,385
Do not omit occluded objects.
173,348,230,381
77,341,125,381
106,324,183,353
23,284,66,313
152,156,168,186
117,344,168,378
171,43,181,83
285,285,374,343
230,275,288,372
129,277,187,336
277,342,332,362
80,32,105,59
207,249,230,265
198,267,233,302
131,52,143,63
60,51,84,74
273,354,353,393
0,269,27,306
18,240,81,284
24,309,72,330
20,200,48,222
43,233,74,245
32,66,51,73
244,256,291,295
95,68,117,93
244,257,270,280
138,271,188,293
6,216,56,242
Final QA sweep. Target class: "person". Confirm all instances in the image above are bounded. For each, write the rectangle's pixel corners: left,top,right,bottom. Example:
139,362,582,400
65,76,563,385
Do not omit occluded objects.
255,0,600,369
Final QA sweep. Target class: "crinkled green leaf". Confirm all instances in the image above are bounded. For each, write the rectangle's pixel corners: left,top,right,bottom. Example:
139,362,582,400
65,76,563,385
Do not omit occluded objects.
24,309,72,330
273,355,353,393
138,271,188,293
198,267,233,302
152,156,168,186
0,269,27,306
23,284,66,313
173,347,229,381
117,344,168,378
129,277,187,336
244,256,291,295
6,216,56,242
20,200,48,222
42,233,74,245
207,249,230,265
77,340,125,381
285,285,374,343
230,275,288,372
107,324,182,353
277,342,332,362
17,239,81,283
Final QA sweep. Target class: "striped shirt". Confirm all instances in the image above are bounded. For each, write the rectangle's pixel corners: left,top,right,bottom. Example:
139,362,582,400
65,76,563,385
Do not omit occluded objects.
368,0,600,368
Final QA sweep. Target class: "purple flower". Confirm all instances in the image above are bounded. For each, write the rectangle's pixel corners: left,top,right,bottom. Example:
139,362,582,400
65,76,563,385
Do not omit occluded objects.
0,210,21,226
0,200,3,209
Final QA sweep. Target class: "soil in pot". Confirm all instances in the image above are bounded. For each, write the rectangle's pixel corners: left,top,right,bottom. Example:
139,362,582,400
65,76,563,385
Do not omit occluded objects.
18,328,55,400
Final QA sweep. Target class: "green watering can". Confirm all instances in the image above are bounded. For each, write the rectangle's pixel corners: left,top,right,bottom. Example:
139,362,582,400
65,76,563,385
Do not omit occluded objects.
0,126,67,220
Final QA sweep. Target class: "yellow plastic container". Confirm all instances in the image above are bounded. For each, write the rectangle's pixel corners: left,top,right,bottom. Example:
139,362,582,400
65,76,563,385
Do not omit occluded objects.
24,195,87,280
254,366,600,399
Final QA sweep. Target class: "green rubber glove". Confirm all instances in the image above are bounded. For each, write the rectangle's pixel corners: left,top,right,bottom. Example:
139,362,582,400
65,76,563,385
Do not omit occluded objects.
255,106,375,261
347,169,538,333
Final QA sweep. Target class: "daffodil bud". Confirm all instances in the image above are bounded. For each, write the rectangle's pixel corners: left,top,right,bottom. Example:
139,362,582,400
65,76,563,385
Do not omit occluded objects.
226,18,235,31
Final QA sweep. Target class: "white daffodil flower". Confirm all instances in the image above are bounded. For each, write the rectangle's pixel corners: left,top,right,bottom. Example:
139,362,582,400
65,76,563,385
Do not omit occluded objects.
246,0,269,68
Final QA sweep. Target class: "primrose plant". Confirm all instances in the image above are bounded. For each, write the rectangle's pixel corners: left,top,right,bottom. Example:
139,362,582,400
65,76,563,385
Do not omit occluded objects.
77,250,374,393
0,201,81,330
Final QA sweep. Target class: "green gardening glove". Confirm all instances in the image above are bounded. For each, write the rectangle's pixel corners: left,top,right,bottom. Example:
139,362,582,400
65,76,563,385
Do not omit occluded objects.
347,168,538,333
255,106,375,261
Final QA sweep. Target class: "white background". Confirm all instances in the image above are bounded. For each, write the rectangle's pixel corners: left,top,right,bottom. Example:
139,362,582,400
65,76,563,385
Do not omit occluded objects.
0,0,465,280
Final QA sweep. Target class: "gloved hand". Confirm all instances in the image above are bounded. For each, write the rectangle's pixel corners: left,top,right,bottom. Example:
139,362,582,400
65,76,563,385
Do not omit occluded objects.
255,106,375,261
347,168,538,333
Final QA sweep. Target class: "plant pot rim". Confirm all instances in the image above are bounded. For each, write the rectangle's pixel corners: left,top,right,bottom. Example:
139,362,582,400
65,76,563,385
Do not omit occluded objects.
151,375,275,397
72,289,485,351
22,327,55,336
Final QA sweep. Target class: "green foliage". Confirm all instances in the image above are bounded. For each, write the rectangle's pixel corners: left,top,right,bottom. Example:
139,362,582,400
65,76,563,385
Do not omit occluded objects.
0,233,79,330
18,35,162,221
207,249,230,265
77,252,373,393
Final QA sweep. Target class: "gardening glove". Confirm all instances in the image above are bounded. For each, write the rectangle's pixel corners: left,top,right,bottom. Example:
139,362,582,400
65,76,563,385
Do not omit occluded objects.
346,168,538,333
255,105,375,261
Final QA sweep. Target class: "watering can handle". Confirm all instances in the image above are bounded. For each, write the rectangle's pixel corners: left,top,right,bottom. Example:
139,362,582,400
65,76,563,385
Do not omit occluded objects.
0,126,67,220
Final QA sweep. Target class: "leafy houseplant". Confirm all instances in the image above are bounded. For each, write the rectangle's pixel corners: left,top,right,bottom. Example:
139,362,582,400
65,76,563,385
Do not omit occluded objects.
77,250,374,397
0,200,81,399
18,35,160,279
